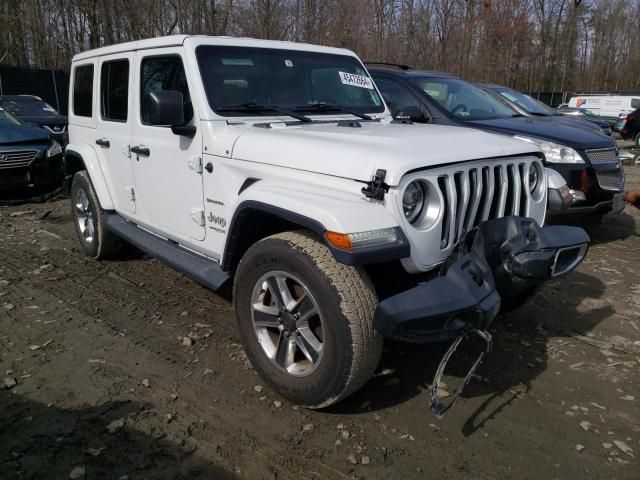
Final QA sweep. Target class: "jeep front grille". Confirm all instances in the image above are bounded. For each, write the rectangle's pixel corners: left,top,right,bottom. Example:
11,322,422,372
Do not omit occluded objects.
0,150,39,169
595,170,624,191
586,148,618,164
437,162,531,249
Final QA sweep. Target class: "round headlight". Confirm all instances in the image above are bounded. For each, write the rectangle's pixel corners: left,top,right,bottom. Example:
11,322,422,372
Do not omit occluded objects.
528,163,540,193
403,181,425,223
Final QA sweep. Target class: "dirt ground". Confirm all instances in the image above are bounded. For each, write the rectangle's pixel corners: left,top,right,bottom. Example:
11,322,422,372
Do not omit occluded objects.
1,169,639,480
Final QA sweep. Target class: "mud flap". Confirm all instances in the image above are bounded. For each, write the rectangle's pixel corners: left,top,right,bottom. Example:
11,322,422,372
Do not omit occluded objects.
430,329,493,419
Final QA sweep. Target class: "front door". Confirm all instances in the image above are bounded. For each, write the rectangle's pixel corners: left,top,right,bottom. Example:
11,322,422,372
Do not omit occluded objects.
96,53,135,213
132,49,205,241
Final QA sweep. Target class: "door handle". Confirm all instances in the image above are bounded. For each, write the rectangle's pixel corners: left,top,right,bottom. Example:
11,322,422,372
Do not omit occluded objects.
96,138,110,148
130,145,150,156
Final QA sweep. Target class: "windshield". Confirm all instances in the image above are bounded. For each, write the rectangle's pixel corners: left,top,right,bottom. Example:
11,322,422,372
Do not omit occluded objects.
493,88,554,115
0,108,21,125
410,77,518,121
196,46,384,117
0,97,59,117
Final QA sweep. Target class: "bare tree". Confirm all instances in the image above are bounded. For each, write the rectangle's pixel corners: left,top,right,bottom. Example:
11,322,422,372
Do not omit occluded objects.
1,0,638,92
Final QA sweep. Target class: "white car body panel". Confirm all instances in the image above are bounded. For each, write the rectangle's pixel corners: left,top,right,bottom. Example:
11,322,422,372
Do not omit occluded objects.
228,119,540,185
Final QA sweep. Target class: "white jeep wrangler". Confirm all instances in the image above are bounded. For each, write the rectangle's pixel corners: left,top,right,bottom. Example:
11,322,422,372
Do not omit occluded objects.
64,35,589,410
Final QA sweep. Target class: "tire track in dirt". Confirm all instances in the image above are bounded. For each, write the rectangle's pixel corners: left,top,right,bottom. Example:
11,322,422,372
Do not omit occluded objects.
0,224,363,479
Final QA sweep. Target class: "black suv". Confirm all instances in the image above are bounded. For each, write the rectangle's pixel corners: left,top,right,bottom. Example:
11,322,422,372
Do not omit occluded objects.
479,84,613,137
369,65,624,222
614,108,640,146
0,108,63,198
0,95,68,146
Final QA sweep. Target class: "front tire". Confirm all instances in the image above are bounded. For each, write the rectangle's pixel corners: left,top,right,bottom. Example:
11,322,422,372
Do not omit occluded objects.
70,171,125,259
233,231,383,408
634,132,640,147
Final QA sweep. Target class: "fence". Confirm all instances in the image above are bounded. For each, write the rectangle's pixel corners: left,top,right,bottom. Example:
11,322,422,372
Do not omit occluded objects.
0,65,69,114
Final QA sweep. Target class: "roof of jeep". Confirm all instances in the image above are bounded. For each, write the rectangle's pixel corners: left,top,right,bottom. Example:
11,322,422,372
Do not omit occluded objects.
71,35,356,62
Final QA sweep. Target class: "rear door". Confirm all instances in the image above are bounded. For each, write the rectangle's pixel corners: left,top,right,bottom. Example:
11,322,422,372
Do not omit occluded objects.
96,53,135,213
131,49,205,241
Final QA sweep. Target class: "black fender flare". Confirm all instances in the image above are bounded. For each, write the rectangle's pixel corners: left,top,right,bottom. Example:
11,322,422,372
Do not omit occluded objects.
221,200,410,272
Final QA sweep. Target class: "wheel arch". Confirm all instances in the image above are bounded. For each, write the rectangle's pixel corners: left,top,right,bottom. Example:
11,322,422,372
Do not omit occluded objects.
221,201,326,273
221,200,410,274
63,144,114,210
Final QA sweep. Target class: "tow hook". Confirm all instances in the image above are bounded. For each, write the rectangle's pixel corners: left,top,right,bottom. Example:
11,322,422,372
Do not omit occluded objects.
430,329,493,419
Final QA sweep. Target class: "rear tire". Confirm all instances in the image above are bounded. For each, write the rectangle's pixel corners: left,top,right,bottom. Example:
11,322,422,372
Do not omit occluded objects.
70,171,125,259
634,132,640,147
233,230,383,408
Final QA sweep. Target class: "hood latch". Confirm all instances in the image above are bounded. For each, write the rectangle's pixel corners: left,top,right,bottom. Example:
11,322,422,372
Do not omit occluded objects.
361,169,389,200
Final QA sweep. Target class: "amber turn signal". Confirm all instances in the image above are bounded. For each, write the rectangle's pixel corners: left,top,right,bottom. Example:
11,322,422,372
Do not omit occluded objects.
325,231,353,250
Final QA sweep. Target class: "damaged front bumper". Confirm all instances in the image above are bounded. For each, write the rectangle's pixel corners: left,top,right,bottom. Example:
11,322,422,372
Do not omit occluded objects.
374,216,589,343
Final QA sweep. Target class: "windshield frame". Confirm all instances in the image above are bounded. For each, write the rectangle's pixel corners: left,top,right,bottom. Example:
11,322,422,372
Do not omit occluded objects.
409,76,520,121
194,45,386,119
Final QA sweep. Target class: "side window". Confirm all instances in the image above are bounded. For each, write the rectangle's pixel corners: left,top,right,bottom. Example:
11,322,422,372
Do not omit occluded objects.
73,64,94,117
631,98,640,109
101,59,129,122
140,56,193,125
375,78,422,113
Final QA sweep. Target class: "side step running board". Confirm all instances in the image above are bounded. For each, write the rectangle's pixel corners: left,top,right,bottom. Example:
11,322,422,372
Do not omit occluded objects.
104,214,230,291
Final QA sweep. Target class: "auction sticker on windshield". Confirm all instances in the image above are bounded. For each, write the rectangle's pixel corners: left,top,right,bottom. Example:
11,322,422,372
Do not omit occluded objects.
339,72,374,89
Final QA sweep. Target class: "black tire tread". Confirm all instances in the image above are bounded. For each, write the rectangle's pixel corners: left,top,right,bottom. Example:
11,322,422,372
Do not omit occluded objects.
267,230,383,408
71,171,125,260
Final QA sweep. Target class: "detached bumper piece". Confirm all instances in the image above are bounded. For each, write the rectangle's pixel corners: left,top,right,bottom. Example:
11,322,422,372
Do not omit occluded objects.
374,236,500,343
478,216,589,293
373,216,589,417
430,329,493,419
374,216,589,343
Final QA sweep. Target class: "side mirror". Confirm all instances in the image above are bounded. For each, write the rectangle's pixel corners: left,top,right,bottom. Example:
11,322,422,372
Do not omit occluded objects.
394,105,429,123
144,90,196,137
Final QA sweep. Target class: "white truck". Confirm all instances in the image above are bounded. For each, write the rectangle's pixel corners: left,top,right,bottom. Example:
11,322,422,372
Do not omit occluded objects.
64,35,589,411
567,94,640,120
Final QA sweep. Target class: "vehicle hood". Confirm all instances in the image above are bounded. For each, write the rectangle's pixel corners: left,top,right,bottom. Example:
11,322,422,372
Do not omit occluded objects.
550,115,606,131
0,122,50,145
16,115,67,127
229,120,541,185
468,116,613,150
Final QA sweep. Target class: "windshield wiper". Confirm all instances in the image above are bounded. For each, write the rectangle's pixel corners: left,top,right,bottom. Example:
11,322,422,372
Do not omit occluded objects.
294,103,372,121
216,103,312,123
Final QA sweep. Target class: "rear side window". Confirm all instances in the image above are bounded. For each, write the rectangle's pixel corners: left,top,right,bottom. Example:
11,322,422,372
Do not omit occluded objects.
101,59,129,122
631,98,640,109
73,64,94,117
140,56,192,125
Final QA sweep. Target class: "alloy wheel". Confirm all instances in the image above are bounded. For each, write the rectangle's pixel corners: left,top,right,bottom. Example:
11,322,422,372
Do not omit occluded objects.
75,188,95,243
251,271,324,376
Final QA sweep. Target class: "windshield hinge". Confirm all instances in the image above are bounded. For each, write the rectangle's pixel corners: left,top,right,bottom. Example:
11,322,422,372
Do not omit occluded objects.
188,156,203,174
362,169,389,200
191,208,205,227
126,186,135,202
